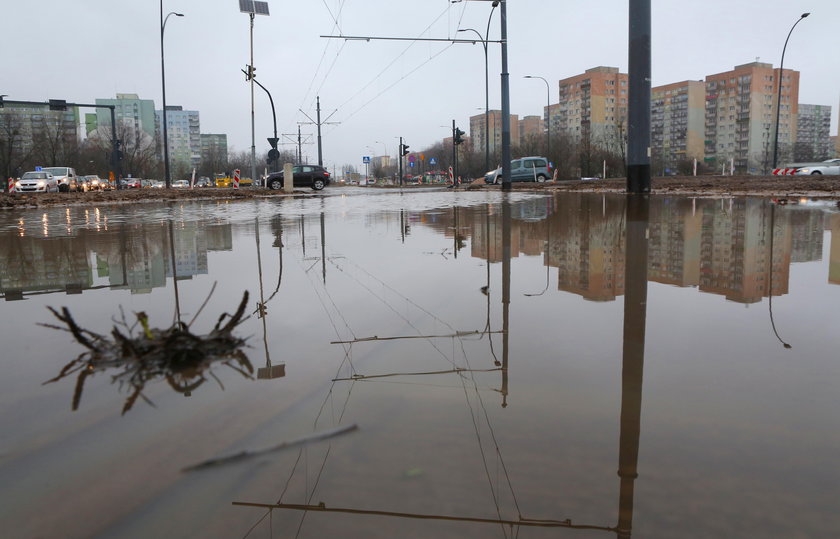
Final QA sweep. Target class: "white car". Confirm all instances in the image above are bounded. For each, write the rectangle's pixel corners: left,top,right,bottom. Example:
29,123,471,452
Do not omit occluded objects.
172,180,190,188
790,159,840,175
15,171,59,193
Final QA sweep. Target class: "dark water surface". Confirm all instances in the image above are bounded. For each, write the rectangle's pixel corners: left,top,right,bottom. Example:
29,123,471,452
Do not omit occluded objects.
1,191,838,538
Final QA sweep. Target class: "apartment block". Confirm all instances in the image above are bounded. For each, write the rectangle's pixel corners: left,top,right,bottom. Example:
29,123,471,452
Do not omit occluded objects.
156,106,201,171
200,134,228,166
704,62,799,173
796,104,832,161
95,93,157,140
557,66,628,142
519,115,543,146
469,110,519,160
651,81,706,170
0,103,80,167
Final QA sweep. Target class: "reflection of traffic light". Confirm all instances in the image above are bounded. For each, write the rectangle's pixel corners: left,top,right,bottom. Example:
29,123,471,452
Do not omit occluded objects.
454,128,465,145
401,144,410,156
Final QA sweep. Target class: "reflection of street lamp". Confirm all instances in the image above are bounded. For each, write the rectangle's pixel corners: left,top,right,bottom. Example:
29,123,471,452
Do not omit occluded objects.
160,4,184,189
524,75,550,170
768,203,792,349
457,2,497,174
772,12,809,169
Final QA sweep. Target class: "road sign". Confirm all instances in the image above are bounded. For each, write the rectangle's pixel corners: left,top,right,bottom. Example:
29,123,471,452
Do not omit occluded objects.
408,154,415,163
409,161,415,168
362,156,370,164
429,158,437,166
267,137,279,148
420,154,425,161
35,166,42,171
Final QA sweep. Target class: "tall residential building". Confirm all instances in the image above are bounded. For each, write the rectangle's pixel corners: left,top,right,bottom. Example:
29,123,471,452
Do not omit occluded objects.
95,93,157,140
200,134,228,166
557,66,628,142
650,81,706,170
0,103,80,169
796,104,832,161
469,110,519,162
156,106,201,171
519,115,542,146
704,62,799,173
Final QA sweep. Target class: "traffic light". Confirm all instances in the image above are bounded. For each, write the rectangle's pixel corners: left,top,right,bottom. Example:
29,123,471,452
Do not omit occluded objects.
454,128,465,145
244,64,256,81
401,143,410,156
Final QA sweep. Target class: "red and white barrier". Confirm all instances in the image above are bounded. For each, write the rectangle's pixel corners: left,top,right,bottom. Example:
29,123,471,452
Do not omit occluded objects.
772,168,799,175
7,178,14,193
233,169,240,190
448,166,454,184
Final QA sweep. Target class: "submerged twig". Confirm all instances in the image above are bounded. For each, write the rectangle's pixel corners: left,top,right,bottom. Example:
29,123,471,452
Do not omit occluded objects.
42,291,253,414
181,423,359,472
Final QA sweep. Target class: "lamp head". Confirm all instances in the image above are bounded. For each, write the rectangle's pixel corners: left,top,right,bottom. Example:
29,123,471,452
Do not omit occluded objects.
801,12,810,18
175,12,184,16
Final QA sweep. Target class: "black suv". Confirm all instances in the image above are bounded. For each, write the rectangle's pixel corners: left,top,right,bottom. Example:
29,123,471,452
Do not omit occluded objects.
266,165,331,191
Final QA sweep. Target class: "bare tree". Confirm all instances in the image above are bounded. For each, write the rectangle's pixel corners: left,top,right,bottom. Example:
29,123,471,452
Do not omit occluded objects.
86,122,159,179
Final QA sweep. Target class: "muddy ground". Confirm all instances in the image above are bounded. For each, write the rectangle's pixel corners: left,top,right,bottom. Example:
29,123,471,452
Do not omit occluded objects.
3,175,840,209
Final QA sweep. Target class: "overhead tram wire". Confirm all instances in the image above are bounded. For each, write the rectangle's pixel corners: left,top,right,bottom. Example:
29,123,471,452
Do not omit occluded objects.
290,0,349,133
322,3,457,122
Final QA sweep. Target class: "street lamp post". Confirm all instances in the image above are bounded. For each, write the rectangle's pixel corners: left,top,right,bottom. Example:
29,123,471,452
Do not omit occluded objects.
458,2,497,174
772,12,810,169
524,75,550,172
160,4,183,189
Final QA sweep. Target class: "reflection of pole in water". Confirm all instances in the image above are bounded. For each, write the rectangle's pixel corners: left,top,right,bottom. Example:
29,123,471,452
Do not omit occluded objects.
255,217,285,380
768,203,792,349
617,195,649,538
167,220,182,325
501,200,511,407
320,211,326,285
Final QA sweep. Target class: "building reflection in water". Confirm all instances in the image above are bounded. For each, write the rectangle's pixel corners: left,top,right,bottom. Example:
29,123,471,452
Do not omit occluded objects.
0,209,232,300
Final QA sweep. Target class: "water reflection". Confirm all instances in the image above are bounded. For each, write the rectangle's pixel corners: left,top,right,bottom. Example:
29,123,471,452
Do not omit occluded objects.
234,195,653,536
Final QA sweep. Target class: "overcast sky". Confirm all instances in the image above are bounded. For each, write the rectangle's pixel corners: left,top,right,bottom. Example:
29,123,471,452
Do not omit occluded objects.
4,0,838,173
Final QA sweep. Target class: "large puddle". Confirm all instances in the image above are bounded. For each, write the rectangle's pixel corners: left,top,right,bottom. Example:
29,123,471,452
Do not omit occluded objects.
1,191,838,537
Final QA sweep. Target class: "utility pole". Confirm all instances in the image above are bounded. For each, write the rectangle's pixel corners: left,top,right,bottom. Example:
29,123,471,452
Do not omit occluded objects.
280,129,312,164
399,136,404,186
627,0,651,193
300,95,339,167
499,0,512,192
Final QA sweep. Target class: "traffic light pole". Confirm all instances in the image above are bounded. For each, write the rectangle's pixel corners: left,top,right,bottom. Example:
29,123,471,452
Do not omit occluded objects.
452,120,457,184
399,136,404,187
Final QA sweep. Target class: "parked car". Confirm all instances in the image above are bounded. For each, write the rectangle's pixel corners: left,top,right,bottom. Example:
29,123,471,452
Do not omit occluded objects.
172,180,190,188
14,171,58,193
41,166,79,192
484,157,551,184
266,165,331,191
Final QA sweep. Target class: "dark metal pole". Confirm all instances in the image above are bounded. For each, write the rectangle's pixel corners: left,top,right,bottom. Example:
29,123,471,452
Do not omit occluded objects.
316,96,323,166
249,75,278,175
772,13,810,169
627,0,651,193
452,120,457,182
399,136,404,186
109,106,122,189
499,0,512,191
297,125,302,163
160,8,183,189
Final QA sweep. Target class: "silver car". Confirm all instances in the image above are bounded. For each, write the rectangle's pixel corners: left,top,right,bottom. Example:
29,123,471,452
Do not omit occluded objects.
41,166,79,192
15,171,59,193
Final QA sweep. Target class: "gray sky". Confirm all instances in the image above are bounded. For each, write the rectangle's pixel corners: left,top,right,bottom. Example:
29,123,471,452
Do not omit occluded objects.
4,0,838,173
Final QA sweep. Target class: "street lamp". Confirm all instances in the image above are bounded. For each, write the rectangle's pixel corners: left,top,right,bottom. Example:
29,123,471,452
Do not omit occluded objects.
457,1,497,174
160,4,183,189
772,12,809,169
524,75,550,172
238,0,271,189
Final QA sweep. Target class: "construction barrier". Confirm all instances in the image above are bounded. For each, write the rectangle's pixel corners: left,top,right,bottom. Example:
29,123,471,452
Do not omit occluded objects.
233,169,240,190
7,178,14,193
772,168,798,175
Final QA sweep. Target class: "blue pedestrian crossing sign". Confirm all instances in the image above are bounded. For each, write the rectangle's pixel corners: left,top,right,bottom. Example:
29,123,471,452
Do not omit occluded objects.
362,156,370,164
409,161,415,168
429,158,437,165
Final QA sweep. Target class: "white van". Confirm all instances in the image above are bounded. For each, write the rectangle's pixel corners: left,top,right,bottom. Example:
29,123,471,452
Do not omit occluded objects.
41,167,79,192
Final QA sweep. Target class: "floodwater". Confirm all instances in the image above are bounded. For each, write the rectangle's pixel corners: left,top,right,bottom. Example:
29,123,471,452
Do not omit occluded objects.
0,190,838,538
